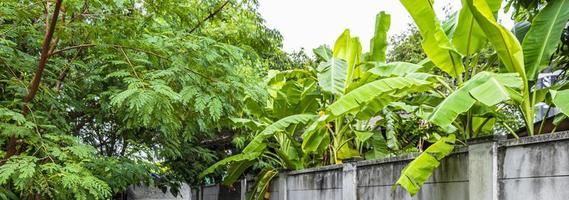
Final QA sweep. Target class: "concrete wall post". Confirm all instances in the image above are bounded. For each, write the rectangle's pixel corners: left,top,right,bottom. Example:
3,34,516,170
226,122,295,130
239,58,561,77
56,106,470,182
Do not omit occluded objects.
342,162,357,200
468,137,501,200
240,179,247,200
277,172,288,200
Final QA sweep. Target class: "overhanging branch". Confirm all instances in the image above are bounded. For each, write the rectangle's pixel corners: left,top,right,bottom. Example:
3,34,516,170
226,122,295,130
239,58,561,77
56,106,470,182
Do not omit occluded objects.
188,0,231,34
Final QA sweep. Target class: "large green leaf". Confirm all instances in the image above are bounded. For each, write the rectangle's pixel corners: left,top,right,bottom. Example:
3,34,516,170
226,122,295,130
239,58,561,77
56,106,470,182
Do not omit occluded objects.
313,45,333,61
522,0,569,80
428,72,523,128
332,29,363,89
223,160,256,185
369,11,390,62
275,148,303,170
348,62,425,91
551,89,569,116
346,37,363,87
317,58,347,95
265,69,314,86
247,169,278,200
255,114,316,139
337,144,361,160
333,30,360,68
201,114,315,179
466,0,526,80
442,11,459,37
354,131,374,144
199,150,265,178
364,133,392,160
472,116,496,135
301,115,330,153
466,0,534,134
269,78,320,118
367,62,425,77
452,0,501,55
396,135,456,196
400,0,465,78
327,77,433,117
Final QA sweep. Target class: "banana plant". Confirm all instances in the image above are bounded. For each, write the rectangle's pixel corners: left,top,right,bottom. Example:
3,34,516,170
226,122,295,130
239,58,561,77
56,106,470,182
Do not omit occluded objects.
396,0,569,195
200,113,317,200
201,11,444,198
300,11,450,165
515,0,569,133
199,67,322,200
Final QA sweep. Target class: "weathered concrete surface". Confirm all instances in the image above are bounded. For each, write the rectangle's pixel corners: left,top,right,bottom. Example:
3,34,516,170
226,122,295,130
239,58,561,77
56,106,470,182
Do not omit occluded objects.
499,132,569,200
286,165,342,200
343,163,357,200
127,184,191,200
202,185,219,200
268,176,280,200
469,142,498,200
187,131,569,200
356,152,468,200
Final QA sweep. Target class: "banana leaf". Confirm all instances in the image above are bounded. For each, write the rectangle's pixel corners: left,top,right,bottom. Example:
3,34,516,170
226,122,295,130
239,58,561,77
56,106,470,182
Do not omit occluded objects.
466,0,526,80
327,77,433,117
522,0,569,80
314,45,333,61
396,134,456,196
369,11,390,62
400,0,465,78
551,89,569,116
301,115,330,153
247,169,278,200
317,58,347,95
428,72,523,128
452,0,500,55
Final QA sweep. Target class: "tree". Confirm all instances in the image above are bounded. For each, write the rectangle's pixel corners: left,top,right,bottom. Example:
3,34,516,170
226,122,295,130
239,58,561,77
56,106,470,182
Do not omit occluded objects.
387,24,426,64
0,0,287,198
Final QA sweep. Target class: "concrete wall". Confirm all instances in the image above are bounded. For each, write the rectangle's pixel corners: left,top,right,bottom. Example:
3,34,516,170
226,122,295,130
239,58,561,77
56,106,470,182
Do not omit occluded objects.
498,132,569,200
356,150,468,200
191,131,569,200
286,165,343,199
127,184,191,200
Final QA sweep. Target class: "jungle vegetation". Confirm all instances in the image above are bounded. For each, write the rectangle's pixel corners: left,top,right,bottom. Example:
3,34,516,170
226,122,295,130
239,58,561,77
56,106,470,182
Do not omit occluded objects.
1,0,568,199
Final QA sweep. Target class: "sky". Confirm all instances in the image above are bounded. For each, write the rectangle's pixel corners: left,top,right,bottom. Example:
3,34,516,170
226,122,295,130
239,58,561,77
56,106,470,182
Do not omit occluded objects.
258,0,513,54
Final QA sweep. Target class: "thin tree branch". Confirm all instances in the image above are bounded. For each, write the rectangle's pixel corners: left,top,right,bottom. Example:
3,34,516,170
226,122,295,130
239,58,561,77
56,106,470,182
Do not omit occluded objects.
118,47,141,79
5,0,64,159
188,0,231,34
55,47,83,93
24,0,64,106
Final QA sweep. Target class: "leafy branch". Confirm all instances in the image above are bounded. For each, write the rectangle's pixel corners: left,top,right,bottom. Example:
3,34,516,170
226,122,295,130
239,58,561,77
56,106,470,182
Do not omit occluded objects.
5,0,63,160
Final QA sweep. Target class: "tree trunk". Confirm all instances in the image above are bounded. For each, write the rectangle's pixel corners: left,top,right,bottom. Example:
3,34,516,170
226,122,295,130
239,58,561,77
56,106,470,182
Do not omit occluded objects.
5,0,64,159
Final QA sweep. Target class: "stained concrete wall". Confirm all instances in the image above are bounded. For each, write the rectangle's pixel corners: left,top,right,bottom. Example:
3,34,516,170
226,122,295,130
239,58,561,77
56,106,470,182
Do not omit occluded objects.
190,131,569,200
356,150,468,200
286,165,343,199
268,176,280,200
498,132,569,200
127,184,191,200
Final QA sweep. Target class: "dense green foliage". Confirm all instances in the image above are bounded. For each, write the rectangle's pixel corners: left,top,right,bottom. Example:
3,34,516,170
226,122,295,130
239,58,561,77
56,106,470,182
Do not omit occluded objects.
0,0,294,198
203,0,569,198
201,11,450,198
2,0,568,199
